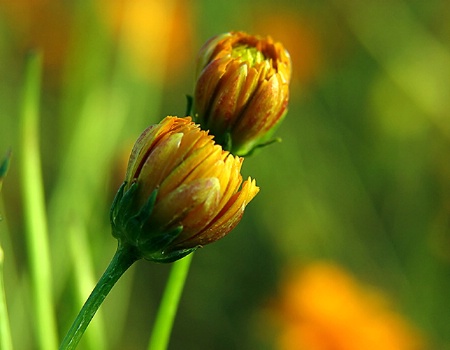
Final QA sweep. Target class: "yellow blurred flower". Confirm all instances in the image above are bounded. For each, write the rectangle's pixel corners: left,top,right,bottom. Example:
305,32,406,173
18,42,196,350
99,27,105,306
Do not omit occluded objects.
110,116,259,262
253,11,322,89
0,0,71,78
97,0,194,83
193,31,291,156
272,262,426,350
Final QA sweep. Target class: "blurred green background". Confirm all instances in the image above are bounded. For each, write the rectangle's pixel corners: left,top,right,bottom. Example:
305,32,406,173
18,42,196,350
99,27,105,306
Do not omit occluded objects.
1,0,450,349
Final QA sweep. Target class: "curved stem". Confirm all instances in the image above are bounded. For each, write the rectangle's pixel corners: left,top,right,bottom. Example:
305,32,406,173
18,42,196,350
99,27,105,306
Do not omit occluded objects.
148,253,194,350
59,244,139,350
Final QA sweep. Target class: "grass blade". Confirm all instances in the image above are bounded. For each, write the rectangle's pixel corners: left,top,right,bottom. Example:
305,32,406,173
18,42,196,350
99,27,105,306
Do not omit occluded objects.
0,150,13,350
20,51,58,350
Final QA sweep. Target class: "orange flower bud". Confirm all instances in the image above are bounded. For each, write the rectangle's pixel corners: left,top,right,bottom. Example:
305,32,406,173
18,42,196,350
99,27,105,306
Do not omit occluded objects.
193,31,291,156
110,116,259,262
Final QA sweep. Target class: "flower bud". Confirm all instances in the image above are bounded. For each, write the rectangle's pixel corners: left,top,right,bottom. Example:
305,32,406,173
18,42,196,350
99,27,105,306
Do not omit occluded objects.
193,31,291,156
110,116,259,263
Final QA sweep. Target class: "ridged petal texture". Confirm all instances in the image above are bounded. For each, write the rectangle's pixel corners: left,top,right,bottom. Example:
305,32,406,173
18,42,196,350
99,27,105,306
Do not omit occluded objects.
122,116,259,251
194,31,291,155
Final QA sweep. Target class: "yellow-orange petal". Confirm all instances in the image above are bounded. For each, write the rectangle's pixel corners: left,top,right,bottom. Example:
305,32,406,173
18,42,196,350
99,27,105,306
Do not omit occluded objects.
183,177,259,247
112,115,259,260
151,177,221,231
194,56,230,119
158,141,218,198
180,145,224,183
193,31,291,155
137,132,183,200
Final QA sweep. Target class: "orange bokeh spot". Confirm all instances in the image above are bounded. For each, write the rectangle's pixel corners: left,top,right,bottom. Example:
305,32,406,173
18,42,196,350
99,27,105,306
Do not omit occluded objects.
273,262,426,350
97,0,194,83
0,0,71,74
253,11,322,88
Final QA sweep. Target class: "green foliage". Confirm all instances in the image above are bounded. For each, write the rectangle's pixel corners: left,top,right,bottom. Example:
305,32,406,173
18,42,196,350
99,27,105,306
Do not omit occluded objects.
0,0,449,349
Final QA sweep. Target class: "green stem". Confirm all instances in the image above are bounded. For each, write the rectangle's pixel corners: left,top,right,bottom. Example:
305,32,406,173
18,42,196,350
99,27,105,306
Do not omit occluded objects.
59,244,139,350
148,253,194,350
0,152,12,350
0,245,13,350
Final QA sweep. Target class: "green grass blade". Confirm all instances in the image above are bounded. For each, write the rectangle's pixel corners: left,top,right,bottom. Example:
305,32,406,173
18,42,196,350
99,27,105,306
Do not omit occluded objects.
20,51,58,350
0,245,13,350
0,150,13,350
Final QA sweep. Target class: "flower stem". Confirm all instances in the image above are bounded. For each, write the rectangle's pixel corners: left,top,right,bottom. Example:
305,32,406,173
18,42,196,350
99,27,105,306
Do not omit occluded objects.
148,253,194,350
59,244,139,350
0,152,12,350
0,244,13,350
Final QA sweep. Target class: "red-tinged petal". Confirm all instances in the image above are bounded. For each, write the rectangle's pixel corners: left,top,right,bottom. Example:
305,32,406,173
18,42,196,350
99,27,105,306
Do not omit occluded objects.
233,76,281,147
194,56,230,121
184,154,243,237
215,154,236,198
235,65,261,114
181,177,259,247
112,116,259,260
125,119,170,183
216,178,259,228
175,181,221,242
185,131,215,157
159,141,218,198
209,61,249,133
195,33,232,78
215,155,243,209
193,31,291,155
172,128,204,163
181,145,224,183
151,177,220,231
137,132,183,201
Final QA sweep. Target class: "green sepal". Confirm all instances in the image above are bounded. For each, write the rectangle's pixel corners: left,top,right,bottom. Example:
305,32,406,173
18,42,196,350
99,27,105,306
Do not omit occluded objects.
126,187,158,243
0,149,11,179
110,181,126,231
223,132,233,153
117,181,139,220
110,181,159,243
185,94,193,117
239,137,282,157
0,149,11,192
110,181,188,262
110,182,141,239
109,180,197,263
233,107,288,157
138,226,183,258
149,246,199,263
135,187,158,225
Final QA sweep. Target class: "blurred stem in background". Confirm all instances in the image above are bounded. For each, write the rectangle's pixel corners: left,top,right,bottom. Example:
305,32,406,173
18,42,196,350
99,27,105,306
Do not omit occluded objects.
0,244,13,350
19,52,58,350
148,254,194,350
0,151,13,350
